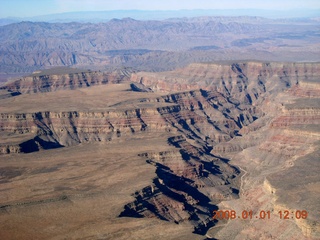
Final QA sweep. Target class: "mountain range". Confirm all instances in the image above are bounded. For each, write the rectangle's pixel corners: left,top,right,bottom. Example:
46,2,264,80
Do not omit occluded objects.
0,16,319,76
1,9,320,25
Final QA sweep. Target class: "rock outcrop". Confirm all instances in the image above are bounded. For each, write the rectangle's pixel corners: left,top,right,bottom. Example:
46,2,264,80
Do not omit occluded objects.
1,67,132,94
131,62,320,95
120,135,241,234
1,61,319,238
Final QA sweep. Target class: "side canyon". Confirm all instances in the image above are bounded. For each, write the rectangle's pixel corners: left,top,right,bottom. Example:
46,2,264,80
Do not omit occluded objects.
0,61,319,239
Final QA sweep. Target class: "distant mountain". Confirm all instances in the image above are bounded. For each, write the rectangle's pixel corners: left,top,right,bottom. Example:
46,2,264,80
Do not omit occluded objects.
0,16,319,73
1,9,320,25
0,18,20,26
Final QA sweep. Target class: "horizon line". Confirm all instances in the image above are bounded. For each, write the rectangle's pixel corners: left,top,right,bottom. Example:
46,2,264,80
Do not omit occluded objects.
1,8,319,20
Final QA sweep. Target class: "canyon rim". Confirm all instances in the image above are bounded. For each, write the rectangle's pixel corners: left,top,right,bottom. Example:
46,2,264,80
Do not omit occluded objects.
0,5,319,240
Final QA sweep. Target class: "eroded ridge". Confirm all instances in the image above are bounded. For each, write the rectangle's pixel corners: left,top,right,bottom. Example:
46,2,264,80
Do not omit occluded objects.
120,136,241,234
0,61,319,238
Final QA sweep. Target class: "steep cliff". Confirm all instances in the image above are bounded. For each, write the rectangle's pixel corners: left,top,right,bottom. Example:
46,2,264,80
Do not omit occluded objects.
131,62,320,97
206,68,320,239
1,67,132,94
0,87,262,155
0,61,319,238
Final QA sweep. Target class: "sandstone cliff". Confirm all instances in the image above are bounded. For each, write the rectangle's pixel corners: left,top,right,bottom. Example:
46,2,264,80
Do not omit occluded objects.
131,61,320,95
0,67,132,94
1,61,319,238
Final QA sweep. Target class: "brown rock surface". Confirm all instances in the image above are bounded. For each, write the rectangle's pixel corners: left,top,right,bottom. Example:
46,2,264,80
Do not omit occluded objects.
1,67,132,94
0,61,319,239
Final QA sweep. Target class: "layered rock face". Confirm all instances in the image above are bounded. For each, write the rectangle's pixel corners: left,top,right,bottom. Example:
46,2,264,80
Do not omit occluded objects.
0,67,132,94
0,109,169,153
172,63,320,239
128,62,320,238
131,61,320,95
0,61,319,238
260,98,320,238
120,137,241,234
0,90,262,155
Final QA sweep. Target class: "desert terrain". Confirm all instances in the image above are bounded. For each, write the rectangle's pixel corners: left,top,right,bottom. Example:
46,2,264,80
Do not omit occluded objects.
0,10,319,240
1,16,320,74
0,60,319,239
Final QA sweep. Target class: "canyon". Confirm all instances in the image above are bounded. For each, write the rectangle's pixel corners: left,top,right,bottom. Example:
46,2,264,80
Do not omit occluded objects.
0,61,319,239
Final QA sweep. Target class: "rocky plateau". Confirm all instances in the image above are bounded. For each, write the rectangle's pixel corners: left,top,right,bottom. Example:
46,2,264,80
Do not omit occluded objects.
0,61,319,239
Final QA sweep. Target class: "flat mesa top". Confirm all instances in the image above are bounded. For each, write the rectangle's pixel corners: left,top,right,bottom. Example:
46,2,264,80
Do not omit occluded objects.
0,83,172,113
29,67,92,77
285,98,320,110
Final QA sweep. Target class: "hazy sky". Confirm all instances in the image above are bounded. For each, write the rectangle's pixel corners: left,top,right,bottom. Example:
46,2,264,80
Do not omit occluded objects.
1,0,319,18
